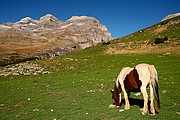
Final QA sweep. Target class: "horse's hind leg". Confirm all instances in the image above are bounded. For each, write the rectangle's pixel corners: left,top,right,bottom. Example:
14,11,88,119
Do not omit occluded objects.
150,84,155,116
140,86,148,115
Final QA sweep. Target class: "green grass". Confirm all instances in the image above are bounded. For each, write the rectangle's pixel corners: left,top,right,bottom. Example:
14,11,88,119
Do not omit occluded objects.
0,44,179,119
113,16,180,44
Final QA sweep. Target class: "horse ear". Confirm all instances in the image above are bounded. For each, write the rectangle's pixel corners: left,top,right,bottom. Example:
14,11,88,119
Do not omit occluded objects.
110,90,114,94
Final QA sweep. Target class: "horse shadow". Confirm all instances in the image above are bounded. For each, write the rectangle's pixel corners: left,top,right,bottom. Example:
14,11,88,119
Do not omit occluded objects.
121,98,150,109
120,98,159,114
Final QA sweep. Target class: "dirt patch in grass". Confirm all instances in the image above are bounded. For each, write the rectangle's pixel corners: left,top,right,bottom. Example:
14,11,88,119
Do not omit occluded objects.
47,91,65,95
105,39,180,56
106,46,180,56
153,26,167,33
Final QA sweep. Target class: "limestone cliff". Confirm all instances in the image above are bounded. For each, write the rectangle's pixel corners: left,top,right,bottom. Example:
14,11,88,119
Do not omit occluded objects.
0,14,112,65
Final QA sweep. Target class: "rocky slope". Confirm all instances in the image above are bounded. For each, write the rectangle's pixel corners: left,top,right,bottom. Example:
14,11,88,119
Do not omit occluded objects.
0,14,111,65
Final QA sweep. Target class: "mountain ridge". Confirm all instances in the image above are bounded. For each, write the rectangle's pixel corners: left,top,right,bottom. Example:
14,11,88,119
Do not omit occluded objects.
0,14,111,65
1,14,111,40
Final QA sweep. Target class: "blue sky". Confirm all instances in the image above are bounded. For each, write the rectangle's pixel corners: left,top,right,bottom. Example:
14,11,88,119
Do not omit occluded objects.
0,0,179,38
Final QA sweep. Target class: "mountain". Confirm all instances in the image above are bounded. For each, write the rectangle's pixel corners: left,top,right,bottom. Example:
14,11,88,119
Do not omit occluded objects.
0,14,111,65
1,14,111,47
61,16,111,48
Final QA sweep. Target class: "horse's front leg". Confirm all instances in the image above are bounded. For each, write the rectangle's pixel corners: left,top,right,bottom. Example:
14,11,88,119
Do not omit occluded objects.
123,90,130,110
140,86,148,115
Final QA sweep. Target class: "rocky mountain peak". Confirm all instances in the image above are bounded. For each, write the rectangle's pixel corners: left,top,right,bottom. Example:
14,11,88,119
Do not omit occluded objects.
67,16,98,24
40,14,62,23
38,14,62,28
16,17,38,25
68,16,95,21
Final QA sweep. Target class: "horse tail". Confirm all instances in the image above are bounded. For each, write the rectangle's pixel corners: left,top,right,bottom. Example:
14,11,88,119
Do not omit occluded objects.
148,65,160,113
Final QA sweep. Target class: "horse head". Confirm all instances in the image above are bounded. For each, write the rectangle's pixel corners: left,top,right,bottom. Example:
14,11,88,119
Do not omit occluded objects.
110,82,122,108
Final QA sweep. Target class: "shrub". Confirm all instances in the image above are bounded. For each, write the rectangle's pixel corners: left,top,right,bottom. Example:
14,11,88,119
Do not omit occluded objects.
154,36,168,44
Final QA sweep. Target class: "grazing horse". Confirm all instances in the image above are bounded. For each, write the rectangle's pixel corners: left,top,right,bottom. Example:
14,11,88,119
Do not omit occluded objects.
110,63,160,115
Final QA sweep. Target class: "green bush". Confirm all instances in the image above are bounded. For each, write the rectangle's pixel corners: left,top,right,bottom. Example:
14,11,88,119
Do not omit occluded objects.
154,36,168,44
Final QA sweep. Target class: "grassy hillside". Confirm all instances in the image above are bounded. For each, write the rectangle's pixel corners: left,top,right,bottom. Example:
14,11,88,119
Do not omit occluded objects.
0,44,180,119
0,31,79,65
107,16,180,56
0,17,180,119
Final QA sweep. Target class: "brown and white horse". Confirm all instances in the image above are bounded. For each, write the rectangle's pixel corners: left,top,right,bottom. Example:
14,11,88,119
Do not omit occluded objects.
110,63,160,115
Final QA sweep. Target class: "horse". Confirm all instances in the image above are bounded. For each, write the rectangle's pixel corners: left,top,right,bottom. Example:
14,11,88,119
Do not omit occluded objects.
110,63,160,116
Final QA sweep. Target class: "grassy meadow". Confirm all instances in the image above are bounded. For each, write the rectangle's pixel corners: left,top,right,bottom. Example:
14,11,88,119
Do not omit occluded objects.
0,44,179,119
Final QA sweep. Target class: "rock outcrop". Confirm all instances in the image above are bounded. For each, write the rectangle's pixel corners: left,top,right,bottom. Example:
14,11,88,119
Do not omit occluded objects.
0,14,111,65
161,12,180,21
0,62,50,76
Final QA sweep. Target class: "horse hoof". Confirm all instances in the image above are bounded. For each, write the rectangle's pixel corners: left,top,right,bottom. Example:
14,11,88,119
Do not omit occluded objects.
141,112,146,115
124,106,130,110
140,109,147,115
150,113,155,116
